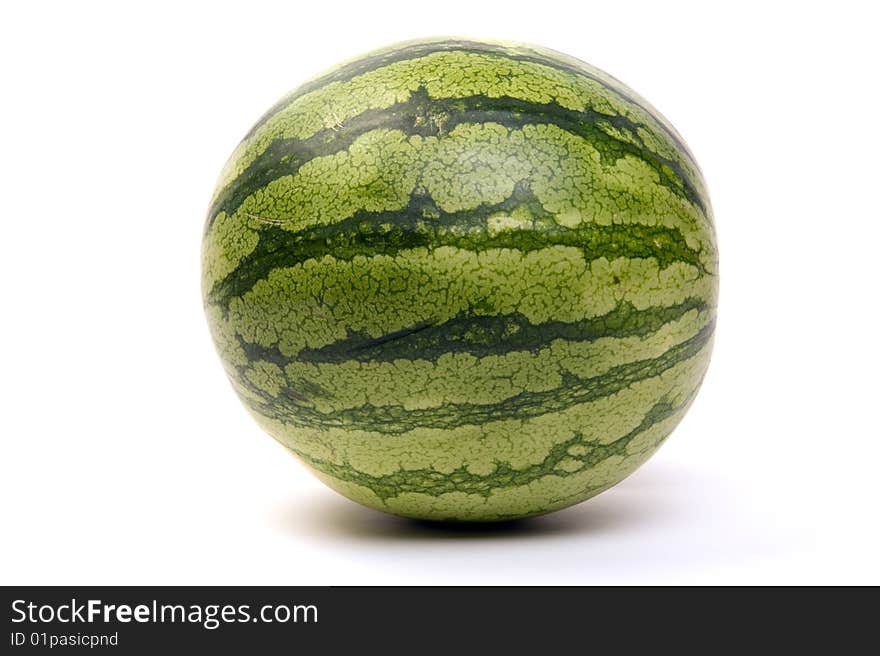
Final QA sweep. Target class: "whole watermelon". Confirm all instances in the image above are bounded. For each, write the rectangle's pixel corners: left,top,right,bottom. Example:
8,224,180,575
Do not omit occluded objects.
202,38,718,521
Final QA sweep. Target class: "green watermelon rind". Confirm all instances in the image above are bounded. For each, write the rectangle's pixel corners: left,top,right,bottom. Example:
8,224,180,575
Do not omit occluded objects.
201,38,719,521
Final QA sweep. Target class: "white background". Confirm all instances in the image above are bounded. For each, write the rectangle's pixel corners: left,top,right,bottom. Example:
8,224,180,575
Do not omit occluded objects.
2,1,878,585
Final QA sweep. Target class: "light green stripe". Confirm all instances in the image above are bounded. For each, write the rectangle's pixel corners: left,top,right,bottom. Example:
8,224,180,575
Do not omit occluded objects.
214,47,704,203
254,328,710,479
244,307,711,414
292,394,688,505
241,318,712,435
242,298,710,365
238,123,707,239
227,246,716,358
207,122,713,282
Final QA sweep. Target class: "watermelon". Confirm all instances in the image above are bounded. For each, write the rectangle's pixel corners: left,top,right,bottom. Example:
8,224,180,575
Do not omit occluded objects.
201,38,718,521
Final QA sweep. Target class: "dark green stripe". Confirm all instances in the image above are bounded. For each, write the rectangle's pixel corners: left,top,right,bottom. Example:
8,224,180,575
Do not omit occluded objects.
247,319,714,434
208,87,706,234
242,40,695,170
208,181,705,310
289,391,694,501
239,298,710,366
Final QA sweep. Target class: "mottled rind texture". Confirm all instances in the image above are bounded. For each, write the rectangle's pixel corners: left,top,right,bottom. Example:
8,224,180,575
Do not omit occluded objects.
201,38,719,521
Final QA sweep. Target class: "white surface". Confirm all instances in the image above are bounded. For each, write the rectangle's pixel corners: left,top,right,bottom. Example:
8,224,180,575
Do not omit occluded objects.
1,1,878,585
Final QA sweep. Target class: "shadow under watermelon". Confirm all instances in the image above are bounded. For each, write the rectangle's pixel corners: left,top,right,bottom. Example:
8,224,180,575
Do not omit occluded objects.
276,463,697,542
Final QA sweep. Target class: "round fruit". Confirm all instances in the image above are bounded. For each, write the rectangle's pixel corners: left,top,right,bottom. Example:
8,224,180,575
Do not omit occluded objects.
201,38,718,521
